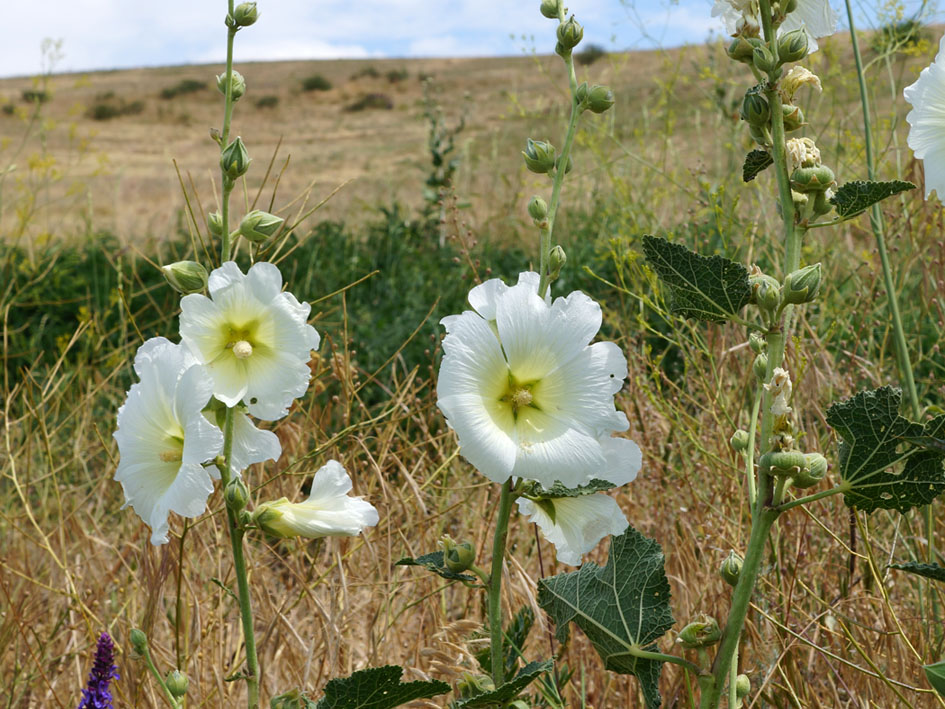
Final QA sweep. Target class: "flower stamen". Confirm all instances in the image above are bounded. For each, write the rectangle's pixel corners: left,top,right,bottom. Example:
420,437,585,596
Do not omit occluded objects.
232,340,253,359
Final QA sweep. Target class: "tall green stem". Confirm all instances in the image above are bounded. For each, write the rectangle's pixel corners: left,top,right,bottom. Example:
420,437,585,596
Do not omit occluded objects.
219,407,260,707
220,0,237,263
488,480,516,688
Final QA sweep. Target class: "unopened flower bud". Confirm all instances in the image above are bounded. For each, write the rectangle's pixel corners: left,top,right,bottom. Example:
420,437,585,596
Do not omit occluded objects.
794,452,828,488
759,450,807,477
778,28,809,63
720,550,744,586
728,36,761,63
782,0,799,13
587,84,615,113
749,123,771,147
442,538,476,573
216,70,246,101
750,273,781,313
782,103,805,131
741,92,770,127
575,81,589,105
782,263,822,304
457,672,495,699
790,165,835,193
162,260,209,295
752,44,778,74
540,0,562,18
225,477,249,511
220,137,251,179
557,16,584,50
208,210,224,236
677,614,722,648
522,138,556,174
239,209,284,243
735,674,751,699
130,628,148,655
233,2,259,26
730,429,750,453
528,195,549,221
549,245,567,280
555,153,573,175
812,189,834,216
749,331,766,354
166,669,189,698
753,353,769,380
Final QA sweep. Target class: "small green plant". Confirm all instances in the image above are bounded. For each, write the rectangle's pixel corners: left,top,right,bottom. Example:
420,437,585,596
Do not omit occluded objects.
87,98,145,121
344,92,393,112
160,78,207,99
21,89,49,103
254,94,279,108
350,64,380,79
386,67,409,83
300,73,332,91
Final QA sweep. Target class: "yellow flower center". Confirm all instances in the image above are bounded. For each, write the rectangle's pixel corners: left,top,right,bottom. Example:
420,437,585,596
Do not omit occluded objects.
499,374,541,420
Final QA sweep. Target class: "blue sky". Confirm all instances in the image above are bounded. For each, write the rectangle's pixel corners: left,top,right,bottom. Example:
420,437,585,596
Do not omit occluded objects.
2,0,936,78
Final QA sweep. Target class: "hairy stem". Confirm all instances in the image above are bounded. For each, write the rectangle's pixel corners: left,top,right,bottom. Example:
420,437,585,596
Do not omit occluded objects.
488,479,516,687
220,1,237,263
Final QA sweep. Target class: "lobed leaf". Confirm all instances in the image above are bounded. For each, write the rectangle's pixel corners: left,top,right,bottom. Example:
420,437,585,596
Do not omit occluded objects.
888,561,945,583
829,179,915,218
742,149,773,182
315,665,450,709
456,660,553,707
641,235,751,323
825,387,945,513
525,478,617,499
395,550,478,583
538,527,674,708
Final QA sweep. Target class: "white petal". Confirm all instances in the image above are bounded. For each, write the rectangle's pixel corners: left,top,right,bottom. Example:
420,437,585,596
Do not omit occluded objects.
780,0,838,47
510,406,607,489
207,261,247,297
467,277,510,321
518,494,628,566
244,349,312,420
245,261,283,302
307,460,354,500
179,294,228,364
596,436,643,487
229,412,280,475
437,393,518,483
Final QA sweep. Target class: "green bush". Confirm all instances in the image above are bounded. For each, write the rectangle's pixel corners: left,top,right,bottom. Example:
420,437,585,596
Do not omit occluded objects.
386,68,409,83
344,93,393,112
350,65,380,80
21,89,50,104
160,79,207,100
255,94,280,109
88,99,145,121
871,18,930,53
576,43,607,66
301,74,333,92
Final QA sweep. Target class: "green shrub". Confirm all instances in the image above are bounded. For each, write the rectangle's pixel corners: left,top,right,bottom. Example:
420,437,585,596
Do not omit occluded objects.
88,99,145,121
301,73,333,92
2,103,14,115
576,43,607,66
386,67,409,83
871,18,930,53
255,94,279,109
160,79,207,100
21,89,49,104
344,93,393,112
350,65,380,80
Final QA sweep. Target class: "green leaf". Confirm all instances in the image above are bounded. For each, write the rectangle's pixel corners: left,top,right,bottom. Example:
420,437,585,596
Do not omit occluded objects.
456,660,553,708
925,659,945,697
829,180,915,218
524,478,617,499
742,149,773,182
538,527,674,709
825,387,945,513
641,235,751,323
315,665,450,709
395,550,478,584
475,606,535,678
888,562,945,583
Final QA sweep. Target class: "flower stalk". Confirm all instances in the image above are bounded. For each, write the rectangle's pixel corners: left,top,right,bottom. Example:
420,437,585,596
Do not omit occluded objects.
220,0,238,263
487,478,517,688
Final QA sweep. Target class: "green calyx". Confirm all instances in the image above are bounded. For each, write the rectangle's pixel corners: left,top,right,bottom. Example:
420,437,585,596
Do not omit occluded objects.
790,165,835,193
522,138,556,174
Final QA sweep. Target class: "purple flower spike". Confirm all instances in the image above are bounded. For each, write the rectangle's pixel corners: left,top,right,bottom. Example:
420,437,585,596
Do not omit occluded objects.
78,631,119,709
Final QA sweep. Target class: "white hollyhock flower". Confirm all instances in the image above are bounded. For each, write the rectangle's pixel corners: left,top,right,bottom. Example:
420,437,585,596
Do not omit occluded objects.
517,494,629,566
114,338,224,545
904,34,945,200
252,460,378,538
712,0,838,52
436,272,642,489
230,410,282,476
179,261,319,421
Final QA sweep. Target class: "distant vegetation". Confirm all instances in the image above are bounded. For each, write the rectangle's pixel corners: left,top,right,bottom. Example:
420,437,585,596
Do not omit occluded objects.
255,94,280,109
386,67,409,83
350,65,381,80
21,89,50,103
301,73,333,91
160,78,207,99
576,43,607,66
87,92,145,121
344,92,394,112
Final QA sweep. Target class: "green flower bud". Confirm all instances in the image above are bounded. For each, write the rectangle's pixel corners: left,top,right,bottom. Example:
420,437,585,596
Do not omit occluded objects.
555,153,573,175
457,672,495,699
208,210,224,237
720,550,744,586
782,103,805,131
540,0,562,18
735,674,751,699
749,331,766,354
554,41,569,58
130,628,148,655
221,137,251,179
216,70,246,101
778,28,808,63
239,209,284,243
750,273,781,313
782,263,822,305
730,429,750,453
749,123,771,147
727,36,761,63
677,614,722,648
162,260,209,295
752,353,769,380
528,195,549,221
166,669,189,698
791,189,809,210
782,0,799,13
549,245,567,280
575,81,589,106
557,16,584,50
233,2,259,26
441,536,476,573
812,189,834,216
587,84,615,113
793,452,828,489
741,92,770,127
752,44,778,74
224,477,249,511
790,165,835,193
759,450,807,477
522,138,556,174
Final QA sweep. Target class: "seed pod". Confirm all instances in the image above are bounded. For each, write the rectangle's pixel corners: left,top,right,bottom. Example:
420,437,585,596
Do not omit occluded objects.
166,670,189,698
759,450,808,476
720,550,744,586
677,614,722,648
793,452,828,488
791,165,835,193
730,429,750,453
